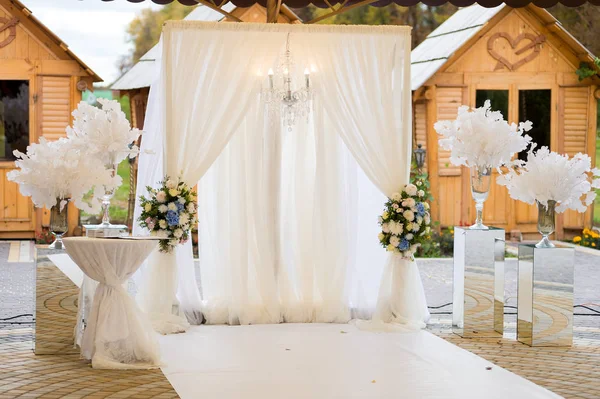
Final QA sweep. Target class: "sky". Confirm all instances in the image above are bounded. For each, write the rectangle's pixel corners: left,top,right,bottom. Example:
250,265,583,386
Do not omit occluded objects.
21,0,162,85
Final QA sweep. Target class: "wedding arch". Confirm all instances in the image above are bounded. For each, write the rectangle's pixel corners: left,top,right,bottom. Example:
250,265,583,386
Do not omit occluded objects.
133,21,430,333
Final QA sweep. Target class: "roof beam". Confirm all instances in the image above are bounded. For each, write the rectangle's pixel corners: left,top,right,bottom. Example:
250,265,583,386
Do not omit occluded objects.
192,0,243,22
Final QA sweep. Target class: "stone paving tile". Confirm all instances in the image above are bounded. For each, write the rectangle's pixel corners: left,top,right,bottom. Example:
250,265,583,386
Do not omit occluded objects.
429,317,600,399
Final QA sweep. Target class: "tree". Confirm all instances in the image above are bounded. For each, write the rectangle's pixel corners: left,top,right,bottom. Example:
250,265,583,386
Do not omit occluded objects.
293,4,457,48
117,4,195,74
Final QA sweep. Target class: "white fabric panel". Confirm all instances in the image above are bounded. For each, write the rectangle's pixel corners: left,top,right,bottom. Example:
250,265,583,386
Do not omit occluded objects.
159,324,561,399
135,22,427,329
293,27,430,328
62,238,160,369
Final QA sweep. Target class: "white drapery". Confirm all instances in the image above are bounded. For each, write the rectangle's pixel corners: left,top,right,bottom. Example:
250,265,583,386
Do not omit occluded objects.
63,238,160,369
135,22,429,330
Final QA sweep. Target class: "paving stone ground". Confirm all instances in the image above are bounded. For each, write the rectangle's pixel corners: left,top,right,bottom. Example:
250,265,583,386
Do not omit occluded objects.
1,241,599,398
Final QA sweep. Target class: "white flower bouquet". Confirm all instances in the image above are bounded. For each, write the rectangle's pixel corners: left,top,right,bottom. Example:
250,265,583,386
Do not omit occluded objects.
497,146,600,213
66,98,141,166
434,100,532,168
137,177,198,253
378,184,431,259
7,137,120,212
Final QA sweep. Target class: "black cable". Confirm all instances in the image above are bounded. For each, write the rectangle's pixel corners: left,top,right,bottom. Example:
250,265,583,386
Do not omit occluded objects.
0,314,33,321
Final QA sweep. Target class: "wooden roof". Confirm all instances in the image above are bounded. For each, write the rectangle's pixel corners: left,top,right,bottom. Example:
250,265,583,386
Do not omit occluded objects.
2,0,102,82
106,0,600,8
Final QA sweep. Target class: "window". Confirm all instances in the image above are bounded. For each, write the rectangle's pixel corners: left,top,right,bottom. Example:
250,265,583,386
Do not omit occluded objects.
476,89,509,118
518,90,551,160
0,80,29,161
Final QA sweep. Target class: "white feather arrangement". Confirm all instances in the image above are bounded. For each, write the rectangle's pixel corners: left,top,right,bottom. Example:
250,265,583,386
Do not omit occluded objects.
497,145,600,213
434,100,533,168
66,98,141,165
7,137,121,213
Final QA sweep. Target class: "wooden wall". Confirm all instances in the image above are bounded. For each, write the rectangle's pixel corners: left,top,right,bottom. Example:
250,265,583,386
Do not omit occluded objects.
417,8,598,238
0,2,88,238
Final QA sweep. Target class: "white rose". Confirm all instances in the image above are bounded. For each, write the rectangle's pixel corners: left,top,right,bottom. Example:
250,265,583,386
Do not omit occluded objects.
173,228,183,238
418,190,425,197
156,191,167,203
406,198,416,207
178,197,186,204
168,188,180,197
159,220,167,229
405,233,414,240
416,181,422,186
403,210,415,221
390,236,400,247
179,213,190,225
405,184,417,196
157,230,169,238
158,204,168,213
382,223,390,233
395,207,402,213
168,202,177,211
391,192,401,201
412,224,420,232
417,216,423,225
144,203,152,212
424,214,431,224
392,203,399,210
187,202,196,213
166,179,177,189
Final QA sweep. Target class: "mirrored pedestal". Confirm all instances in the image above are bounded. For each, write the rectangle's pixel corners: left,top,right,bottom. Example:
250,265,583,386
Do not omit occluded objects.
453,227,505,338
517,244,574,347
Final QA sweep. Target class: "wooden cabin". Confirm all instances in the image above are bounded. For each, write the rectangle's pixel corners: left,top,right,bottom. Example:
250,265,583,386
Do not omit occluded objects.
411,4,599,239
0,0,101,239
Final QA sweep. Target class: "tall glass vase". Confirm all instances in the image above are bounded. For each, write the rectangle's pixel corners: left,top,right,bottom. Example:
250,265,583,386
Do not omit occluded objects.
469,165,492,230
49,199,68,250
100,158,118,227
536,200,556,248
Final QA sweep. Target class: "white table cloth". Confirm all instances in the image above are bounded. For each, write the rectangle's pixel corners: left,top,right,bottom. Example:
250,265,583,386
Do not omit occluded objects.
62,237,161,369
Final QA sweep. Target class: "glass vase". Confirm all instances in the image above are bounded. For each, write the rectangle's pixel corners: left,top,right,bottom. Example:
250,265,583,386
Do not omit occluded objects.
100,160,118,227
469,165,492,230
536,200,556,248
49,199,68,250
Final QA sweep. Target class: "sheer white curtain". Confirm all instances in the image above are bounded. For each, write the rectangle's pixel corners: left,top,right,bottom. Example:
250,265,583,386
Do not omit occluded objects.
295,27,430,328
135,23,287,333
198,95,363,324
136,22,427,329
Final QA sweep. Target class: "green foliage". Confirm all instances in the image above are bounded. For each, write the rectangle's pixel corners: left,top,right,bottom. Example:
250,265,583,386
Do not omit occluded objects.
576,58,600,81
416,226,453,258
294,5,457,48
35,228,55,245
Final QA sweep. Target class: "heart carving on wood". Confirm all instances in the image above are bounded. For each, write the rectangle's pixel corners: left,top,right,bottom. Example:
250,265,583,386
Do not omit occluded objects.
487,32,546,71
0,17,18,49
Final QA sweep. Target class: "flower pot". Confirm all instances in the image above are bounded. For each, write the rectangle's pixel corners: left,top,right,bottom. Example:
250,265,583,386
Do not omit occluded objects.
469,165,492,230
536,200,556,248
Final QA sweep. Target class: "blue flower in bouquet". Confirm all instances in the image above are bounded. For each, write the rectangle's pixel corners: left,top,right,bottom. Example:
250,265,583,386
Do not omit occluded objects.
176,202,185,212
398,238,410,251
166,210,179,226
415,202,426,216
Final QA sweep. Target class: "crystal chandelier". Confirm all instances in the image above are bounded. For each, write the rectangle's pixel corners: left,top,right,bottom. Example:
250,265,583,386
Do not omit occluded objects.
262,33,312,131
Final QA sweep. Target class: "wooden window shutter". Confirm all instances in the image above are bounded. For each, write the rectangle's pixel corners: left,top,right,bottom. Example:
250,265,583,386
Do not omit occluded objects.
560,86,592,229
436,87,462,176
560,87,589,157
40,76,71,141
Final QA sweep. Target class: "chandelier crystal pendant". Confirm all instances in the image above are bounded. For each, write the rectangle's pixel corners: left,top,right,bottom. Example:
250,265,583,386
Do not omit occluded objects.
262,33,312,131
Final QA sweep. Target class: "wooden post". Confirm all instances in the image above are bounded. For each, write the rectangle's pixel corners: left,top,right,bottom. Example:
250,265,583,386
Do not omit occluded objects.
266,0,280,23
